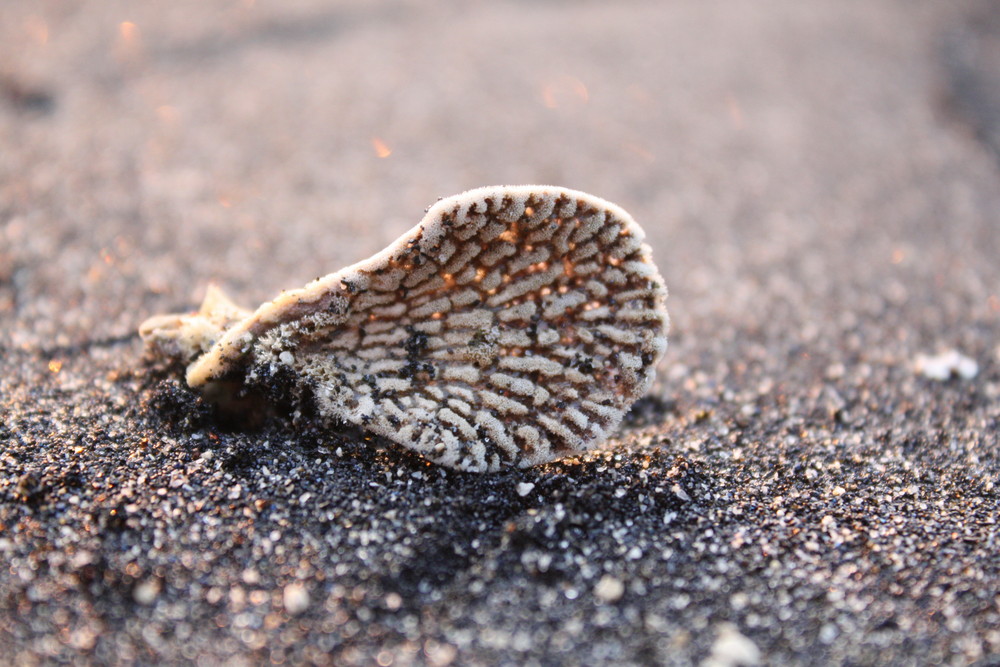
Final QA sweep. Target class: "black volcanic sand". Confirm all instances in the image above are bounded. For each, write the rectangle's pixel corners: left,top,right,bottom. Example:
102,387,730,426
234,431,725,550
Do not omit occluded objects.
2,1,999,665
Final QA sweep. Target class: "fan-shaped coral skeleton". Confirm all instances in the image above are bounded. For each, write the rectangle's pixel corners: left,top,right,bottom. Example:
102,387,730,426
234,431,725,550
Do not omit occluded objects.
141,186,669,472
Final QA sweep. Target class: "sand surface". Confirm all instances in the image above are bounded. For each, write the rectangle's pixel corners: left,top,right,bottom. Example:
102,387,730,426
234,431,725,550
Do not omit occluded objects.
2,1,999,664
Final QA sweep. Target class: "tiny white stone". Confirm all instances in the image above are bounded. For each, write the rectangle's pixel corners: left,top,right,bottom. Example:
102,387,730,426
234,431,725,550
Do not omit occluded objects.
133,578,160,606
283,582,310,615
279,350,295,366
702,623,760,667
915,350,978,380
594,575,625,603
516,482,535,497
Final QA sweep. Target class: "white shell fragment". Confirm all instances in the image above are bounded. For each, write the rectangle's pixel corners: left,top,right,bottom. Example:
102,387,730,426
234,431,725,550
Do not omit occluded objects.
914,350,978,381
140,186,669,472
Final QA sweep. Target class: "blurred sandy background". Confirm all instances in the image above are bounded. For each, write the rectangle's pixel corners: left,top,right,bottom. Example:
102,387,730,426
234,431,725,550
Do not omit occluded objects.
2,1,999,665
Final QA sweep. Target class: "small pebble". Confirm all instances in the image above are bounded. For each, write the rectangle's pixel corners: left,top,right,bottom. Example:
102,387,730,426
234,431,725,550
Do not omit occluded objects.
133,578,160,606
914,350,978,380
283,582,310,615
516,482,535,497
594,575,625,603
702,623,760,667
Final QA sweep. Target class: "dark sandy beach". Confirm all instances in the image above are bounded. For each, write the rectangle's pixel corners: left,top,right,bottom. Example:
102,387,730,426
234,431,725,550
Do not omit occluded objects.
2,1,999,664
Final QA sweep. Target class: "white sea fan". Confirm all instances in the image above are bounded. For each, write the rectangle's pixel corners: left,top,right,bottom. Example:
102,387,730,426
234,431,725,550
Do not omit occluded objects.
141,186,669,472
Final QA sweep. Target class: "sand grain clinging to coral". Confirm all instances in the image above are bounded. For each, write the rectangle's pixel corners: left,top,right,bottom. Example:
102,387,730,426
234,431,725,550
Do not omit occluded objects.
141,186,669,471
